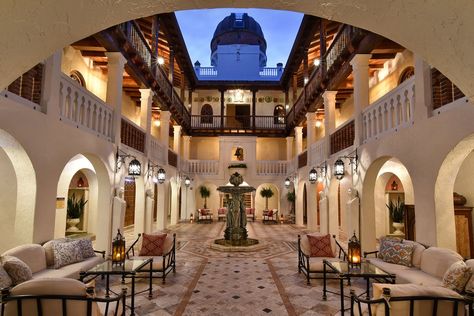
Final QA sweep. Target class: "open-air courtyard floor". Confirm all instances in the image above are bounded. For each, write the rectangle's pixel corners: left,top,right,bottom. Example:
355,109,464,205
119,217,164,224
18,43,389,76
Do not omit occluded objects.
98,222,368,316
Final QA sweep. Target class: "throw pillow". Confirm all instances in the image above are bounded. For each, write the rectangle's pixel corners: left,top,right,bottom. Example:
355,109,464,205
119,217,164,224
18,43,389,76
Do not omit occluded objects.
2,256,32,285
0,264,12,288
267,210,273,217
306,234,334,257
77,239,96,258
139,233,168,256
381,241,414,267
378,236,403,259
442,261,472,293
52,240,84,269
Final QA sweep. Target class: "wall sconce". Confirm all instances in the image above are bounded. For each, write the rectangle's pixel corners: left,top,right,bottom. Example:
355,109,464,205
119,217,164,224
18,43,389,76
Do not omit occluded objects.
112,229,126,265
116,149,141,176
304,77,309,85
284,177,291,189
147,161,166,184
157,168,166,184
348,232,361,267
315,119,322,128
184,176,191,187
157,56,165,65
309,168,318,184
333,149,358,180
309,162,327,184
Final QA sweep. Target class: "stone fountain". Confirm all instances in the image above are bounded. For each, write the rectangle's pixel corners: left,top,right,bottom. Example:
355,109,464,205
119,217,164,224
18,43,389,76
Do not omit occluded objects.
211,172,265,251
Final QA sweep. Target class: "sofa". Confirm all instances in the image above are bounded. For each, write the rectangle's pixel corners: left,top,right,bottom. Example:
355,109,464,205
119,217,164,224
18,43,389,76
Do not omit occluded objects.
1,238,104,284
246,207,255,222
298,233,347,284
197,209,212,223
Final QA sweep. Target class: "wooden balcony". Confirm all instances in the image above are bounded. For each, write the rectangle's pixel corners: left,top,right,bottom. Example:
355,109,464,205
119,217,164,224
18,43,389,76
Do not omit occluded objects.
330,120,355,155
190,115,286,136
431,68,465,110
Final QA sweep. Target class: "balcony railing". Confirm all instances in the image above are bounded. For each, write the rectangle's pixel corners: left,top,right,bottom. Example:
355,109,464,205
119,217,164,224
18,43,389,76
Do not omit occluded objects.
298,151,308,169
185,160,219,175
256,161,287,176
330,120,355,155
121,117,145,152
7,63,44,106
168,149,178,168
259,67,283,77
190,115,286,130
309,138,328,167
362,76,415,143
59,74,113,140
431,68,465,110
120,21,152,68
195,67,218,77
150,136,167,165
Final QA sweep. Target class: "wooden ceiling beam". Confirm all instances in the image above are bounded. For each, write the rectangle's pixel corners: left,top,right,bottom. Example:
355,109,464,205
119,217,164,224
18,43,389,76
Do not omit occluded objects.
81,51,106,57
371,53,397,60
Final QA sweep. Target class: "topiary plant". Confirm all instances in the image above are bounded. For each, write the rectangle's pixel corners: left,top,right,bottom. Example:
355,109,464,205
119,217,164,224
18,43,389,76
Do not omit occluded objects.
67,193,88,219
260,187,274,210
199,185,211,209
386,197,405,223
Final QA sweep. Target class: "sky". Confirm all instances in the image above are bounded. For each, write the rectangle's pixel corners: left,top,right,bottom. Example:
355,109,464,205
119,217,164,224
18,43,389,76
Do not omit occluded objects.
175,9,303,67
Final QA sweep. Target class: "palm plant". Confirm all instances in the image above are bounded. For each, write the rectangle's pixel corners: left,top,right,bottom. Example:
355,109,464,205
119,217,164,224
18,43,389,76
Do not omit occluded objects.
260,187,274,210
67,193,88,219
199,185,211,208
386,197,405,223
287,190,296,214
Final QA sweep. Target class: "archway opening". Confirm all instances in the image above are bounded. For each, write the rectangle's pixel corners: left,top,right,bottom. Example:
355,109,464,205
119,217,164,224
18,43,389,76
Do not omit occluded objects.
255,183,280,219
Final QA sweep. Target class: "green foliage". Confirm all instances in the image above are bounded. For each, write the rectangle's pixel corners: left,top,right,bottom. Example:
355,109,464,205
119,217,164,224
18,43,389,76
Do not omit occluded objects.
228,163,247,169
67,193,87,219
386,197,405,223
286,190,296,203
260,187,274,210
199,185,211,208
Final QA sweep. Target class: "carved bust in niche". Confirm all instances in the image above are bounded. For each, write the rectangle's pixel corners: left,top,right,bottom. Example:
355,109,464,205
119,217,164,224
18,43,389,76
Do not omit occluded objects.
234,147,244,161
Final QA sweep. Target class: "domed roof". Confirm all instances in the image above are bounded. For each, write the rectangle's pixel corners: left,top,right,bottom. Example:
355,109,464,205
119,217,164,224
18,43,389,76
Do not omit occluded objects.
211,13,267,53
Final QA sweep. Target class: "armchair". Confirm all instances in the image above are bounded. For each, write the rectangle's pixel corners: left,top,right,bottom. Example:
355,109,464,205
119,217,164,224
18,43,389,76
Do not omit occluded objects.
246,208,255,222
217,208,227,221
197,209,212,223
262,209,278,224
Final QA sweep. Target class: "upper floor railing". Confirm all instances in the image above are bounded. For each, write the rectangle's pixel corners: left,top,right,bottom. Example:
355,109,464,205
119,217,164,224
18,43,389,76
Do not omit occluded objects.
121,117,145,152
330,120,355,155
256,160,287,176
195,67,218,77
190,115,286,130
194,66,283,80
7,63,44,106
184,160,219,175
431,68,465,110
259,67,283,77
362,76,415,143
59,73,113,141
120,21,152,68
150,136,167,165
309,138,328,167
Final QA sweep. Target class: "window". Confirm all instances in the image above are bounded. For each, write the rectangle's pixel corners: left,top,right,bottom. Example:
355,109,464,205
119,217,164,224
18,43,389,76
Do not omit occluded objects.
69,70,86,88
274,105,285,124
201,104,213,124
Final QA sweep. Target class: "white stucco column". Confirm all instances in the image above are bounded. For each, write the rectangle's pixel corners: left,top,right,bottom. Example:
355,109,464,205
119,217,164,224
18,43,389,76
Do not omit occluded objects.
306,112,317,147
41,50,62,117
156,182,168,231
350,54,371,147
170,180,180,226
144,190,154,233
160,111,171,163
183,135,191,160
139,89,153,157
286,136,294,160
173,125,182,154
414,54,432,121
306,184,318,231
105,52,127,146
323,91,337,158
294,126,303,155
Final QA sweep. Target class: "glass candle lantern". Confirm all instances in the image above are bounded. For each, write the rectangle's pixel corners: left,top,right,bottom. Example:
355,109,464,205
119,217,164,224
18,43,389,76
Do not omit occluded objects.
112,229,126,265
348,232,361,267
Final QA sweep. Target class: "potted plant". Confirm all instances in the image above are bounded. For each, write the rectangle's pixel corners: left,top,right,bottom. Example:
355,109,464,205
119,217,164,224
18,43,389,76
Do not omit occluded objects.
199,185,211,209
67,193,87,232
386,197,405,235
287,190,296,214
228,163,247,176
260,187,274,210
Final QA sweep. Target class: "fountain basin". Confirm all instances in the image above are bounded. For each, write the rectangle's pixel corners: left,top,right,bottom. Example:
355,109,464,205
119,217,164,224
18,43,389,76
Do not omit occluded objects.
210,238,267,252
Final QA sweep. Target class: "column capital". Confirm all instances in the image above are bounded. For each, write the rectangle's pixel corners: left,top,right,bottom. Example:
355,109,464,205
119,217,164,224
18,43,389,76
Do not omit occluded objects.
139,88,153,100
173,125,182,133
294,126,303,134
323,90,338,102
160,111,171,120
286,136,294,142
350,54,371,68
306,112,317,122
105,52,127,67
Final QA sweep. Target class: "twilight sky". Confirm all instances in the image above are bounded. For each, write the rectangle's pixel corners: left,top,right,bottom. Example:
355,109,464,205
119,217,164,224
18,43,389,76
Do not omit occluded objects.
175,9,303,67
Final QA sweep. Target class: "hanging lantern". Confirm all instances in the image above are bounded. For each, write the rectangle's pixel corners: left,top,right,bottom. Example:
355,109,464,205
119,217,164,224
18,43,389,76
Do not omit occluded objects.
348,232,361,267
128,158,141,176
334,159,345,180
391,180,398,191
112,229,126,265
309,168,318,184
157,168,166,184
184,176,191,187
284,178,291,189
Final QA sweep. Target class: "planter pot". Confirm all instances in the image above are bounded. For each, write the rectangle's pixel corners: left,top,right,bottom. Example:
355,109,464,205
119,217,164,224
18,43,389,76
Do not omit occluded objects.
228,167,246,177
66,218,81,232
392,222,404,236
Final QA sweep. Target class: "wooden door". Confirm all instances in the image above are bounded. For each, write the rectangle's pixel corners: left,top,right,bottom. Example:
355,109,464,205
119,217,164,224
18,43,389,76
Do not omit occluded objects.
454,207,473,258
404,204,416,241
153,183,158,222
303,184,307,224
124,178,136,227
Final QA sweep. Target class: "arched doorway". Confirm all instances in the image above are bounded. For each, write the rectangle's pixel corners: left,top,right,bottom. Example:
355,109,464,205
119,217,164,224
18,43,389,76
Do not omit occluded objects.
124,177,136,227
201,104,213,124
255,183,280,220
65,170,90,233
0,129,36,252
274,105,285,124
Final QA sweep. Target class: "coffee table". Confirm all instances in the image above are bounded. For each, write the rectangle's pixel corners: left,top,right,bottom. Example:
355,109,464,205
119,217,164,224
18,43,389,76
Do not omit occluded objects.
80,258,153,316
322,260,395,315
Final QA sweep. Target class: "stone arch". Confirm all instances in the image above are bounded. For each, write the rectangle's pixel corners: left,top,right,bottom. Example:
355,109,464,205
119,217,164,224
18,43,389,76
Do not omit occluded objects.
195,182,219,218
435,133,474,250
273,104,285,124
0,129,37,252
255,183,280,219
200,104,213,124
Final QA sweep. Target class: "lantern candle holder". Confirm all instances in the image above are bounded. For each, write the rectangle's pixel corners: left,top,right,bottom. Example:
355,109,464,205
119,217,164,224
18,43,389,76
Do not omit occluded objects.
112,229,126,265
348,232,361,268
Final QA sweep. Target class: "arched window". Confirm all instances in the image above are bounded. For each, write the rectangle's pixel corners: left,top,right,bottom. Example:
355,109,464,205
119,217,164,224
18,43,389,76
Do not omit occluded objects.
201,104,213,124
274,105,285,124
398,66,415,85
69,70,86,88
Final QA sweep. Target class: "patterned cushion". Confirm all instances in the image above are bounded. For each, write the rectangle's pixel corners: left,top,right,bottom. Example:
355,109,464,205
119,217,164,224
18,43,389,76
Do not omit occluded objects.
306,234,334,257
2,256,32,285
381,241,414,266
267,210,273,217
52,240,83,269
0,264,12,288
139,233,168,256
378,236,403,259
442,261,472,293
76,239,96,258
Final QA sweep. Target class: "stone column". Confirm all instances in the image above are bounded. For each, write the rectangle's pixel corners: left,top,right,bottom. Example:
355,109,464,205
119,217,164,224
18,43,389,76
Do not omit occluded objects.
183,135,191,160
294,126,303,155
156,180,168,230
414,54,432,121
160,110,171,143
286,136,294,160
139,89,153,157
306,185,318,231
105,52,127,146
306,112,317,147
41,50,62,117
350,54,371,147
173,125,182,154
323,91,337,158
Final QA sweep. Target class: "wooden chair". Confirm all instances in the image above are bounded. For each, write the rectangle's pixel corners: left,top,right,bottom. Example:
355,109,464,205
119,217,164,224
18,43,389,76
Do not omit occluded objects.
217,207,227,221
246,207,255,222
262,209,278,224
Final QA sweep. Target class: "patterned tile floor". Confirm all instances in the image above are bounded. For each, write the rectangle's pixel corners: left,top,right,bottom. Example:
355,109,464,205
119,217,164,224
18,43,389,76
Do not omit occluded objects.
99,222,366,315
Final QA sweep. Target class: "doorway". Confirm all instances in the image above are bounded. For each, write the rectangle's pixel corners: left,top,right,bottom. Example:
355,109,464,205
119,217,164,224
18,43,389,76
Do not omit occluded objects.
124,177,136,227
226,104,250,128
